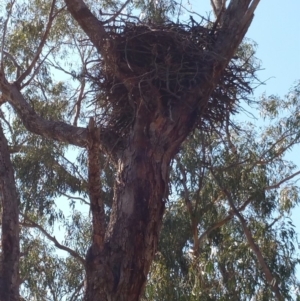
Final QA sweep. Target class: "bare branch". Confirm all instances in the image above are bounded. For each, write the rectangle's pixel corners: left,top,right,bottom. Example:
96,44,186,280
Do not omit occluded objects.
73,79,86,126
176,157,200,253
22,217,86,267
59,191,90,206
103,0,131,25
57,151,87,183
243,0,260,24
0,74,122,158
210,0,226,21
265,170,300,190
21,46,56,88
198,215,232,247
267,215,283,230
69,281,84,301
0,108,14,135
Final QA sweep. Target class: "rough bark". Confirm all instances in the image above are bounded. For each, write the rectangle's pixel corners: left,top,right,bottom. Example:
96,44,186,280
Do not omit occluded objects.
87,118,106,250
0,124,20,301
85,102,174,301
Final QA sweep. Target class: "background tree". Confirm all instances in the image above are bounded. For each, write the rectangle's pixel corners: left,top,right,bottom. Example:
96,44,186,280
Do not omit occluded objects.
145,86,300,300
4,1,300,301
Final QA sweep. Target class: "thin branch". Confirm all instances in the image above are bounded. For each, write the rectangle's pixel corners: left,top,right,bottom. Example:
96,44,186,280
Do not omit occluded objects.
266,215,283,230
198,215,232,247
21,46,56,88
17,0,57,84
198,196,253,247
211,170,284,301
243,0,260,25
176,157,200,253
0,108,14,135
265,170,300,190
2,51,22,79
22,217,86,267
57,151,87,183
73,81,85,126
103,0,131,24
69,281,84,301
1,1,16,73
0,74,121,156
60,191,90,206
0,75,88,146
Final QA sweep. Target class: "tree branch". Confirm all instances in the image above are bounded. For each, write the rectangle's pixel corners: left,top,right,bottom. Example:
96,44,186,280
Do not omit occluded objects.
16,0,57,85
211,171,284,301
1,0,16,73
183,0,260,118
2,51,22,80
102,0,131,24
198,196,253,248
176,157,200,254
265,170,300,190
0,77,88,147
21,46,55,88
87,117,106,249
72,76,86,126
0,75,121,157
69,281,84,301
22,217,86,268
64,0,108,55
59,191,90,206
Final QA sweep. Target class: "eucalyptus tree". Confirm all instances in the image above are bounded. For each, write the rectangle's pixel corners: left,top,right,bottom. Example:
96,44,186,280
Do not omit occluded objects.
145,87,300,300
0,0,274,300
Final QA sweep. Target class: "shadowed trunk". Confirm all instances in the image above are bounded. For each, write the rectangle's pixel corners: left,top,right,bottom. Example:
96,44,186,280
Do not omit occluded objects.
85,101,188,301
0,124,20,301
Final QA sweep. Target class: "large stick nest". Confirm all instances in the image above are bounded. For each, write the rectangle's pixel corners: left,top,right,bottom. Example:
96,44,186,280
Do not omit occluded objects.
87,18,258,134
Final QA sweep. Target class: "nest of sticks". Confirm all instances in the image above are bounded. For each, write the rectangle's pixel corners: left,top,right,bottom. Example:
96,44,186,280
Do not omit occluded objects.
87,18,257,134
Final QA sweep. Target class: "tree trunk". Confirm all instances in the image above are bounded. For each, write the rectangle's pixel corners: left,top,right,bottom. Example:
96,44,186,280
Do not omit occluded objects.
85,103,176,301
0,124,20,301
85,157,166,300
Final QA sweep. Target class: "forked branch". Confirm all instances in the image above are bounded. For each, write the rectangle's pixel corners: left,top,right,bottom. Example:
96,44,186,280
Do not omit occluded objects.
212,172,284,301
0,74,121,156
